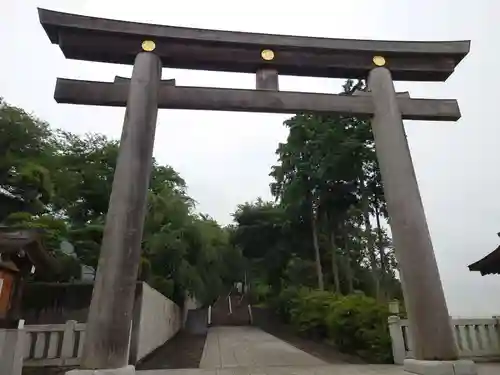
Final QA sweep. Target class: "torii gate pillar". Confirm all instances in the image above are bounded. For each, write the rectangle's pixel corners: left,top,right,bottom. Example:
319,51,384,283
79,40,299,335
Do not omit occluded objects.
80,51,161,370
368,66,458,361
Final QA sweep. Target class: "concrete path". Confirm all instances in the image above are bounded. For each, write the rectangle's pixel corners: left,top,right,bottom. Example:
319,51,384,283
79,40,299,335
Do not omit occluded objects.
138,326,500,375
139,364,500,375
199,326,327,368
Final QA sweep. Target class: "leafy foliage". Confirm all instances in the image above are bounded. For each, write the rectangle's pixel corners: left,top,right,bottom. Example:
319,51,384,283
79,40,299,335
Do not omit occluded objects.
325,293,392,363
274,287,392,363
233,80,400,300
0,99,55,214
0,98,242,305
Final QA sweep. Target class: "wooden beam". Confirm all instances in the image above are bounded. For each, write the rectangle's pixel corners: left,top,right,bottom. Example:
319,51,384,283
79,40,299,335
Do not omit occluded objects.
54,78,461,121
114,76,175,85
39,8,470,82
353,90,411,98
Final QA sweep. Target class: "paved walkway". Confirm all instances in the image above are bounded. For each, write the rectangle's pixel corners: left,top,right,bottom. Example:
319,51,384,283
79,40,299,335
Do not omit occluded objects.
138,326,500,375
199,326,327,368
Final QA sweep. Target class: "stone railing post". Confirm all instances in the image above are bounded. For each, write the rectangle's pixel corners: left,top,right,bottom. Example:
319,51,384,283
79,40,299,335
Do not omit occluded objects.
388,300,400,315
388,315,406,365
494,316,500,345
0,328,25,375
61,320,77,360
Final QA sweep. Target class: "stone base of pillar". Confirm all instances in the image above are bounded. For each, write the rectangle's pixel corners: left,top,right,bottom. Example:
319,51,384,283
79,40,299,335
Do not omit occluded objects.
66,365,135,375
404,359,477,375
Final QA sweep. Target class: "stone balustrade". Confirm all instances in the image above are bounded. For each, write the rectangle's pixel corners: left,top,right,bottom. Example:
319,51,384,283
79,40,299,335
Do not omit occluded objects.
389,315,500,364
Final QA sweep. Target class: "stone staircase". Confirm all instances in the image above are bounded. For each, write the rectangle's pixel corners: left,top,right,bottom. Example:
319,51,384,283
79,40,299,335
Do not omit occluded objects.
211,291,251,326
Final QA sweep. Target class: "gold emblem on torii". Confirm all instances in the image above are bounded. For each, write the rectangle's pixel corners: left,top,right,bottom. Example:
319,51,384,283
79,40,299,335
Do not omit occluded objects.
142,40,156,52
373,55,386,66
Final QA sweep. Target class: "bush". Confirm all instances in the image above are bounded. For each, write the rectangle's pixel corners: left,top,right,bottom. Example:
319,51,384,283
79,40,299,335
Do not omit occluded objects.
272,286,300,322
249,281,272,305
288,288,338,338
273,287,392,363
325,294,392,363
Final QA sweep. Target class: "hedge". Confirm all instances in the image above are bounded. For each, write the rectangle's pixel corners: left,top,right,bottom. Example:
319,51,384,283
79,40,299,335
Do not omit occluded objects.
273,286,392,363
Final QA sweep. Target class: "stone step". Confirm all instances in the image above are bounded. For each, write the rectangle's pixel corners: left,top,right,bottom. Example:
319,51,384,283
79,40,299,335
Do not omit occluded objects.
210,293,251,326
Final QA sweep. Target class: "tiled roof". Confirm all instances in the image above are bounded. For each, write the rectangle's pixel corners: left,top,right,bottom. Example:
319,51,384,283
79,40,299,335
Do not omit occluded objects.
468,245,500,276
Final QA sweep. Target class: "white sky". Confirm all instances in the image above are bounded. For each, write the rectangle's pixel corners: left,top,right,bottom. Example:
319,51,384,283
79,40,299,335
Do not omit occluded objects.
1,0,499,317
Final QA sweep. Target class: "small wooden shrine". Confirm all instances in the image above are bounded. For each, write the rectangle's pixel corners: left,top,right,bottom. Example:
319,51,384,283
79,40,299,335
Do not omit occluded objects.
0,228,59,324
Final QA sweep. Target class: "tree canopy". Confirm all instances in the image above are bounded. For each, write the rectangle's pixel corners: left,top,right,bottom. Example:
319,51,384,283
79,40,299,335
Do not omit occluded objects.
231,80,401,302
0,98,242,306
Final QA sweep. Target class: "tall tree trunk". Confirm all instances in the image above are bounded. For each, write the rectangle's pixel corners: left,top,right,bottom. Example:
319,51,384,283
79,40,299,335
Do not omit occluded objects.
360,176,381,300
363,206,381,299
340,222,354,294
311,210,324,290
375,203,388,300
329,228,341,293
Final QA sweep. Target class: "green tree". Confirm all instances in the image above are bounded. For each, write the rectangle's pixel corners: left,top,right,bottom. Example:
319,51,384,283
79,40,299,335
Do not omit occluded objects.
0,98,241,306
0,98,55,215
232,79,401,302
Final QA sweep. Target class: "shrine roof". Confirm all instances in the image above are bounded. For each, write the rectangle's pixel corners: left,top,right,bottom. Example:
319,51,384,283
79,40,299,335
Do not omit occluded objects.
468,245,500,276
0,228,60,275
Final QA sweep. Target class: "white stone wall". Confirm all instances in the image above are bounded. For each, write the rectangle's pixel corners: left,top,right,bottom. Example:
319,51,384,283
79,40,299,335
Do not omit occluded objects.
136,283,182,361
183,293,202,326
184,293,202,311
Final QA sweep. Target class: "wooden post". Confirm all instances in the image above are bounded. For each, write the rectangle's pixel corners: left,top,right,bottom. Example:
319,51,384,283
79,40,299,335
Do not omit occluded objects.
368,66,458,361
7,276,24,322
80,51,161,369
256,69,279,90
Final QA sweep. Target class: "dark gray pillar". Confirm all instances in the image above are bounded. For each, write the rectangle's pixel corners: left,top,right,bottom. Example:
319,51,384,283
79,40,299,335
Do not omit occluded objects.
368,67,458,360
80,51,161,369
256,68,279,90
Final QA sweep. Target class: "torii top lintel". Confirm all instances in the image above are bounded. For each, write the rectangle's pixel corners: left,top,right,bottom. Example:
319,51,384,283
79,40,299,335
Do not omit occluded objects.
38,8,469,82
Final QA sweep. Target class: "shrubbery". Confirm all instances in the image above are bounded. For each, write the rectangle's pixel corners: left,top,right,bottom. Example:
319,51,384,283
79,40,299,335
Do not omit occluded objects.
249,281,272,305
273,287,392,363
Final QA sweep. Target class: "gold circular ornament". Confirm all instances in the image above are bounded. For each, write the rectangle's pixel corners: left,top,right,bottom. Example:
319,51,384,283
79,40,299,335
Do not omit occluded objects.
261,49,275,61
142,40,156,52
373,55,386,66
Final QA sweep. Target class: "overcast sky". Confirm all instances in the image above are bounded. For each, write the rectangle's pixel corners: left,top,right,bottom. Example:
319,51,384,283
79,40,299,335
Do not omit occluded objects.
1,0,499,317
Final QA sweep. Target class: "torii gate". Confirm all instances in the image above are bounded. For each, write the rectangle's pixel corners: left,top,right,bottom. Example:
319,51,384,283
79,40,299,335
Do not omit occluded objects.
38,8,470,374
